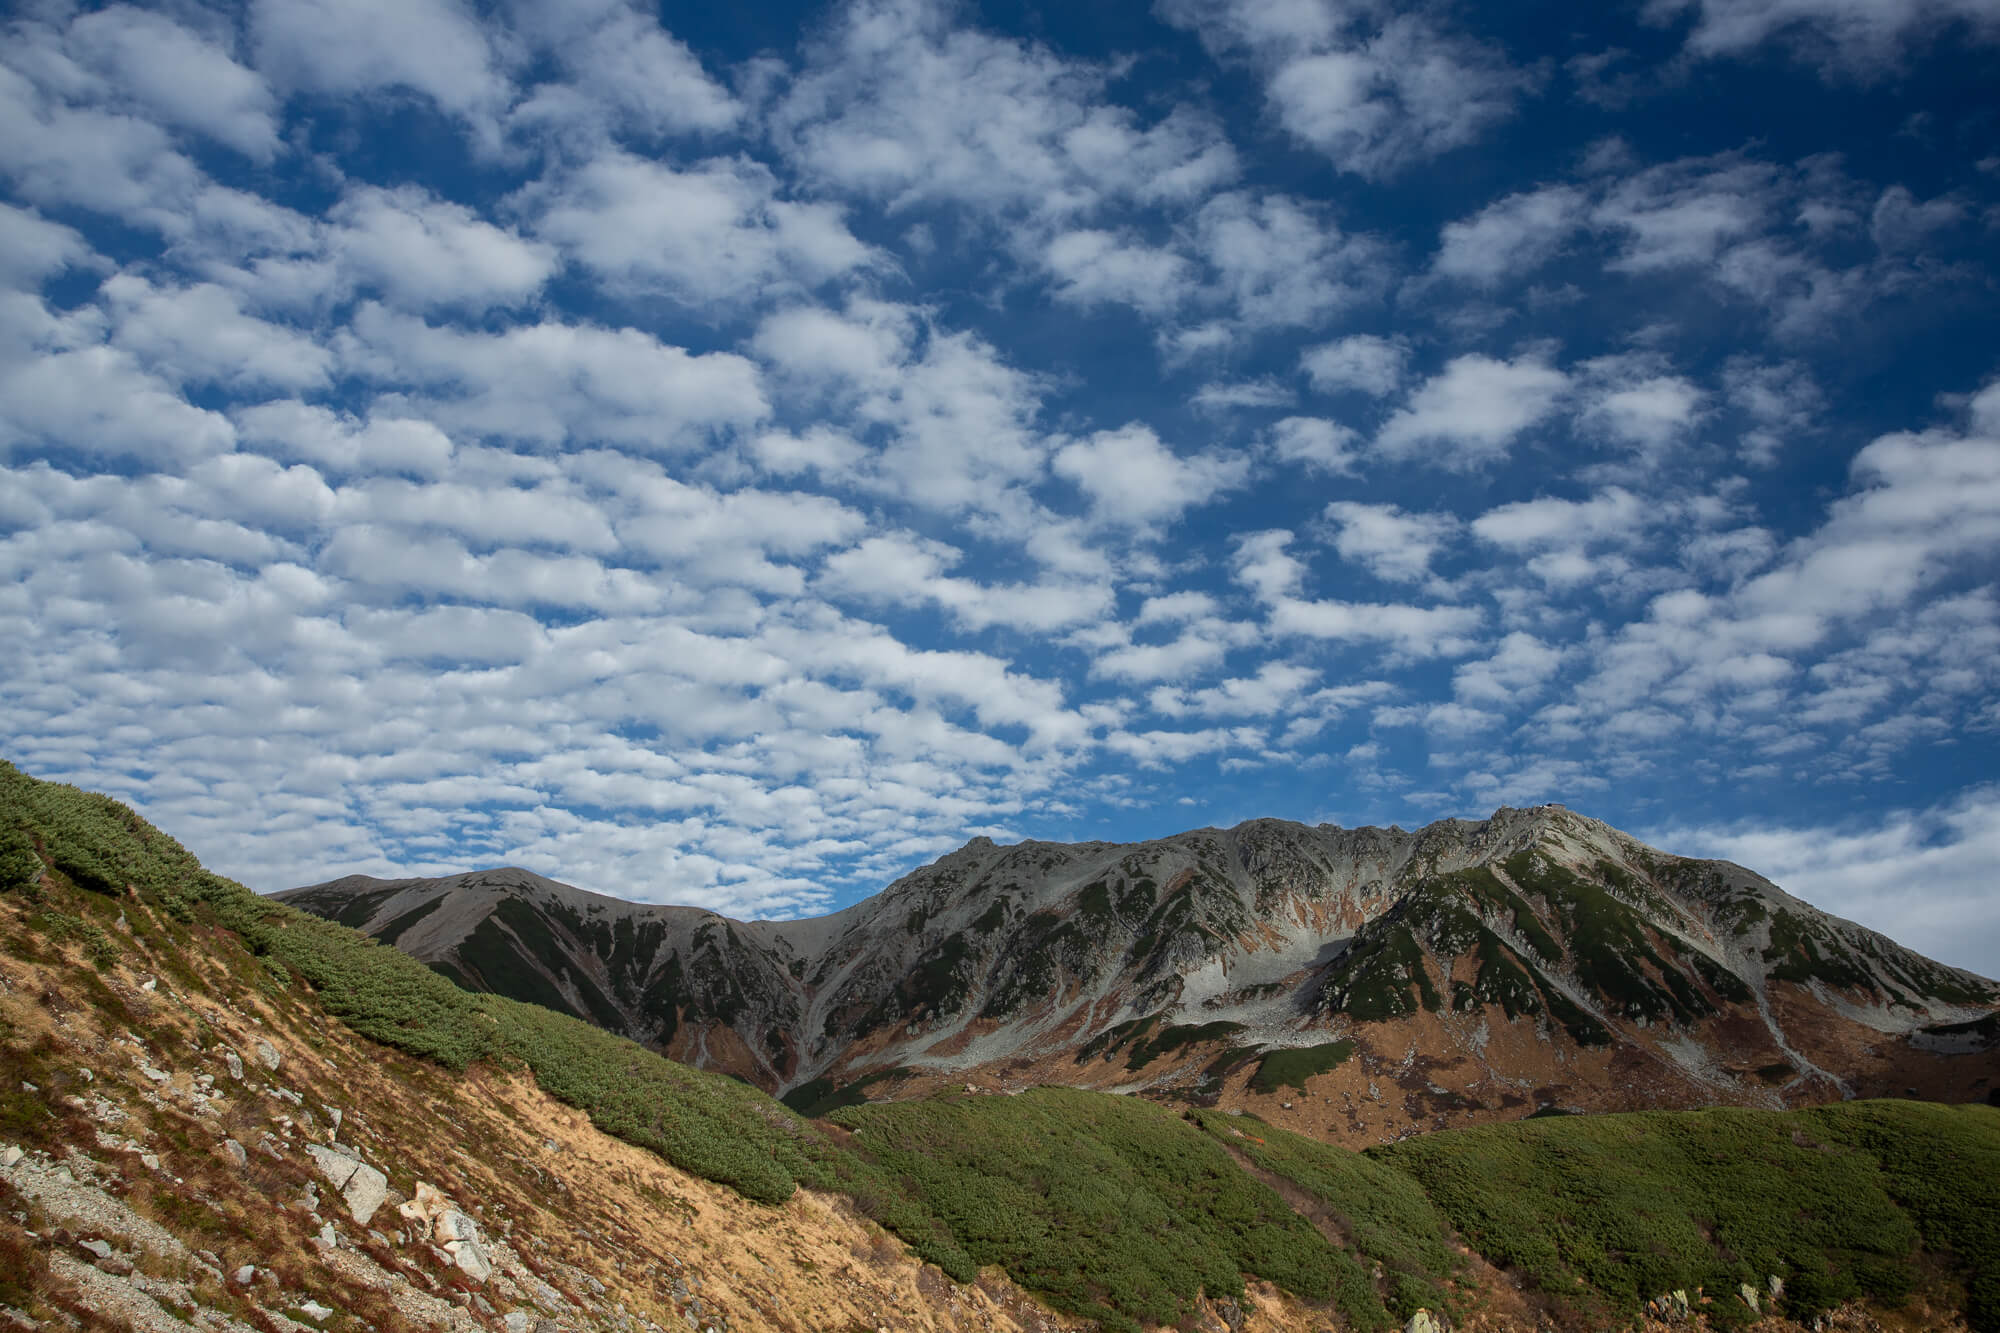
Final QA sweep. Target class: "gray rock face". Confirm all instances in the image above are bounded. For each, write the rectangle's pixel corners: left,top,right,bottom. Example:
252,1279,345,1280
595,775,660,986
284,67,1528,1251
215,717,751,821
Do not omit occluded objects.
304,1143,389,1226
223,1050,244,1081
253,1039,280,1072
435,1209,493,1282
220,1138,248,1168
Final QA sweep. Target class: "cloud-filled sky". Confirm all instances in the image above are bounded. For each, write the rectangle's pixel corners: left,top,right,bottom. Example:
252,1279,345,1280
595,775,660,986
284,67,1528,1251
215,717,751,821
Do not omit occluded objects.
3,0,1997,974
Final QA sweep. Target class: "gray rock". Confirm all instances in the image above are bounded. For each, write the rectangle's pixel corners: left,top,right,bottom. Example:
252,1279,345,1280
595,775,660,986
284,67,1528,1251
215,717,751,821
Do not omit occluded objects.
304,1143,388,1226
254,1039,280,1072
297,1300,334,1322
1739,1281,1761,1314
231,1265,256,1285
504,1315,531,1333
79,1239,114,1260
438,1211,493,1283
223,1051,244,1081
1403,1312,1444,1333
220,1138,248,1168
1,1145,23,1169
140,1066,170,1084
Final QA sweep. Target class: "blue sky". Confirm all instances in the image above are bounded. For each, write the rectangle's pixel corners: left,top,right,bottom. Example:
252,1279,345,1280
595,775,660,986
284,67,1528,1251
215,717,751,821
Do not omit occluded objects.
3,0,1998,974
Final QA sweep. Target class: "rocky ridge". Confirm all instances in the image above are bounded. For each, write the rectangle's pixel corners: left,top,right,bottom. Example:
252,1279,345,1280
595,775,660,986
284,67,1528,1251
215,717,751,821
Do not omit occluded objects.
283,805,1999,1137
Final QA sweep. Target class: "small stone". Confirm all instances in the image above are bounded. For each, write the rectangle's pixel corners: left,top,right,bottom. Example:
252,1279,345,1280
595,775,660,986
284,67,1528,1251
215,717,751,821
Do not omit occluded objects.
1,1146,22,1169
297,1300,334,1322
1739,1281,1761,1314
140,978,157,992
140,1153,159,1171
224,1051,244,1081
473,1294,494,1315
504,1314,531,1333
79,1239,114,1260
140,1066,170,1084
220,1138,248,1168
254,1039,280,1072
317,1222,337,1249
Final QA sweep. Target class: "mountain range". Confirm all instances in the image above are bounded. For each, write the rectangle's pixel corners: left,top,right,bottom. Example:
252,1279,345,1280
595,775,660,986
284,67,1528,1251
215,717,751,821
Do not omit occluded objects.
282,803,2000,1141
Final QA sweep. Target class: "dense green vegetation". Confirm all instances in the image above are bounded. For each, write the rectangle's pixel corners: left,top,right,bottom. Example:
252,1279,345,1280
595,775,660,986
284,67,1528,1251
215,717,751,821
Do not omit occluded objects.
1375,1102,2000,1329
7,759,2000,1333
1189,1110,1461,1321
1251,1039,1354,1094
833,1087,1379,1331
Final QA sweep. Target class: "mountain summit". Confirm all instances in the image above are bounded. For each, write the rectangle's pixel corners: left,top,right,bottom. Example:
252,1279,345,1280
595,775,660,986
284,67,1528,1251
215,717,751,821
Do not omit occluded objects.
282,804,1998,1139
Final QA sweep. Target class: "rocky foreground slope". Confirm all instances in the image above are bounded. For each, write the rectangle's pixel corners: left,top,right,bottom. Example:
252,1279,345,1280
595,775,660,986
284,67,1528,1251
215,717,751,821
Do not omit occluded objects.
284,806,1999,1140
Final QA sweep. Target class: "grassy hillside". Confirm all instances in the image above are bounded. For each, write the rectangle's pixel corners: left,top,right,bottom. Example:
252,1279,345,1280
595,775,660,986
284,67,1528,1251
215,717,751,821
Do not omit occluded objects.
5,758,1999,1333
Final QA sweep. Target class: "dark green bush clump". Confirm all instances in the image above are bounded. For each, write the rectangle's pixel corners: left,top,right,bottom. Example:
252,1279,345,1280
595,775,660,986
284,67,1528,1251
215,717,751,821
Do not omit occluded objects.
1251,1040,1355,1094
834,1087,1362,1331
1190,1110,1460,1322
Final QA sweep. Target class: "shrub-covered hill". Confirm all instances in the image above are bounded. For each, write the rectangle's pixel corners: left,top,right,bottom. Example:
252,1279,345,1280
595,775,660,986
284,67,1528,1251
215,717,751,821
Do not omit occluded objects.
3,757,1998,1333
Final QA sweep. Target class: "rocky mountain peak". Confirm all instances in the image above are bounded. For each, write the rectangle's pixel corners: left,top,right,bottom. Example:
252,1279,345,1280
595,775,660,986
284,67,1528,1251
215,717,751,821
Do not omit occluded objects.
278,803,1998,1141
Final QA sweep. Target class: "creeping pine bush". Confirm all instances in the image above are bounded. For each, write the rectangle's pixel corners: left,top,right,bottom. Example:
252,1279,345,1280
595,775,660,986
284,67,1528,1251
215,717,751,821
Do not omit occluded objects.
1371,1104,1958,1329
834,1087,1380,1332
1188,1110,1460,1321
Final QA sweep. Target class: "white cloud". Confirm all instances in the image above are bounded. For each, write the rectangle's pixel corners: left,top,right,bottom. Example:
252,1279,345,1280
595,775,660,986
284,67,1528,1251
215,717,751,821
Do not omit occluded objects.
1323,501,1459,583
1376,353,1571,467
524,152,874,307
250,0,509,135
1043,229,1193,314
67,5,282,161
1053,424,1251,529
1575,355,1705,453
773,0,1235,217
331,185,557,312
0,311,236,463
234,401,456,477
1150,662,1319,719
1191,379,1294,412
1724,358,1822,466
1269,417,1359,474
818,532,1112,631
1431,185,1586,286
1192,191,1391,328
103,274,334,392
1161,0,1529,177
1454,631,1564,705
1234,530,1482,656
0,203,95,289
1647,0,2000,75
758,303,1062,518
507,0,740,139
1301,334,1407,396
341,304,769,451
1472,486,1647,549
